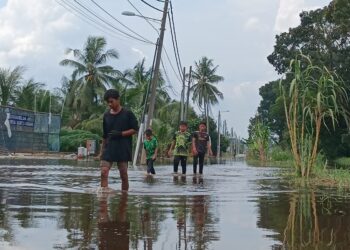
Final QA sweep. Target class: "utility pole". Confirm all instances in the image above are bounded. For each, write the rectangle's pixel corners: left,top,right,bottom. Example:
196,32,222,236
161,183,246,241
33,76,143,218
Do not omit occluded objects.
145,0,169,129
223,120,227,136
184,66,192,121
217,110,221,159
234,132,238,157
132,39,159,167
231,127,234,158
180,67,186,121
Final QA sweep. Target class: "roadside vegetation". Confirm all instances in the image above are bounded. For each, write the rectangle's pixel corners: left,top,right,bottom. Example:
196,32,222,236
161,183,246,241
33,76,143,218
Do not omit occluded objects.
247,0,350,187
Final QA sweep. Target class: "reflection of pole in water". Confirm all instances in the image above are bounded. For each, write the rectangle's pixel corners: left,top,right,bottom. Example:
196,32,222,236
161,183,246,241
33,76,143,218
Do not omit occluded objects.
141,205,154,250
175,197,187,250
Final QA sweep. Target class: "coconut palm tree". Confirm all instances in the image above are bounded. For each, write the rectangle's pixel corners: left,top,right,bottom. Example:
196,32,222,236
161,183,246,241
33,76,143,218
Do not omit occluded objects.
60,36,121,113
15,79,45,111
191,57,224,131
115,59,170,118
0,66,25,106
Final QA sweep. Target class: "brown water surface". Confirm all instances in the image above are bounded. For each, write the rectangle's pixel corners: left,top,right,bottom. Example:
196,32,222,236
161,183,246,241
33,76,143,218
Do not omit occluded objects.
0,159,349,249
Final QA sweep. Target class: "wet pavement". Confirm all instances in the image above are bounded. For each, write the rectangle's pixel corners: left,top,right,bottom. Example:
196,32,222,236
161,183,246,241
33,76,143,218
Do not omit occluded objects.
0,159,350,249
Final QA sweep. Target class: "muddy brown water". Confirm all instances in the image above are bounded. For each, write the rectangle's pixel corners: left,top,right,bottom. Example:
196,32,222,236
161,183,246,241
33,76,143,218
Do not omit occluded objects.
0,159,350,250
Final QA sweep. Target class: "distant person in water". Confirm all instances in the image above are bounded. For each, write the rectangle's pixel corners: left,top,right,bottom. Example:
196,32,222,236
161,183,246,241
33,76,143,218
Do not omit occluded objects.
168,121,192,175
143,129,158,175
99,89,138,191
192,121,213,175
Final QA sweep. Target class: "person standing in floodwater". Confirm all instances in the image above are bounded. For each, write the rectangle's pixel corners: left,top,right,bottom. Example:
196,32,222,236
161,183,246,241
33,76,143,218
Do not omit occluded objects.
168,121,192,175
143,128,158,175
99,89,138,191
192,121,213,175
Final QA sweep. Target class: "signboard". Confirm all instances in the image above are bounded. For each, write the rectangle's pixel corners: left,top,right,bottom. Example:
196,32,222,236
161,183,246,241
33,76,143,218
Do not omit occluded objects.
9,114,34,127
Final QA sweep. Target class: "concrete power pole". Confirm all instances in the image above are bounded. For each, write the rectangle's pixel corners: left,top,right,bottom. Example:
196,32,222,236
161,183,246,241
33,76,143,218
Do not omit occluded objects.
217,110,221,159
184,66,192,121
180,67,186,121
145,0,169,129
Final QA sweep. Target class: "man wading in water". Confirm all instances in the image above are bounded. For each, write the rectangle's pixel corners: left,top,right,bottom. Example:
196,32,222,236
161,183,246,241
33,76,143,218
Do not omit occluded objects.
99,89,138,191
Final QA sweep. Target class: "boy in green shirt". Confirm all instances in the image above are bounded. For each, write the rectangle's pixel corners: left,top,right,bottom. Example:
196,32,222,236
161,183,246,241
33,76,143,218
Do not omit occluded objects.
143,129,158,175
168,121,192,175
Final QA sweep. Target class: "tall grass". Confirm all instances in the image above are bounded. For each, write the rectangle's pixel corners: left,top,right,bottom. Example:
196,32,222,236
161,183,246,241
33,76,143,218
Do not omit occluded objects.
280,54,349,178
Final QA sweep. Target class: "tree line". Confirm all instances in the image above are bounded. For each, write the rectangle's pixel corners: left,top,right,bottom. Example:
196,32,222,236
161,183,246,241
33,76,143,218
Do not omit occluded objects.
0,36,228,155
247,0,350,176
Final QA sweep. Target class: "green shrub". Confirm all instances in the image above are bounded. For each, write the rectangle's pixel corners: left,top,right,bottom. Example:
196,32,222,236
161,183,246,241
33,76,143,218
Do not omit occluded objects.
79,117,103,136
60,128,101,152
269,146,293,162
334,157,350,169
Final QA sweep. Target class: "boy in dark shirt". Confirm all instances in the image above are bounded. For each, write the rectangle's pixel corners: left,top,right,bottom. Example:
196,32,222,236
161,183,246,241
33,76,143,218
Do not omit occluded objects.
99,89,138,191
168,121,192,175
192,121,213,175
143,129,158,175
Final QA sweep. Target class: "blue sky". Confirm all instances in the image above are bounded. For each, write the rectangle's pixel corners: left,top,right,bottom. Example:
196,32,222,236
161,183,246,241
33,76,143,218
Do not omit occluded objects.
0,0,331,138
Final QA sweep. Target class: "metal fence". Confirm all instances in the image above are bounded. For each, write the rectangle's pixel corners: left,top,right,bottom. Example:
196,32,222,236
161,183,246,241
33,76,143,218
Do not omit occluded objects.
0,106,61,153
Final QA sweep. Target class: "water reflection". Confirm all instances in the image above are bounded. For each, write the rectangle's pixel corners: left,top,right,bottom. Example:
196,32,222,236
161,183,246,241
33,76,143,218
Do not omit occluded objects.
189,195,220,250
256,183,350,250
98,193,129,250
2,160,350,249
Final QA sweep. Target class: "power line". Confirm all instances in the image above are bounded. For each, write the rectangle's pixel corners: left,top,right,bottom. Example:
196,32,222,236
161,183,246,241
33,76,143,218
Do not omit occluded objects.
90,0,154,44
58,0,153,44
168,1,182,72
57,0,128,41
126,0,183,84
161,58,178,96
140,0,162,12
169,1,183,71
168,12,183,80
163,47,182,83
72,0,154,44
127,0,159,34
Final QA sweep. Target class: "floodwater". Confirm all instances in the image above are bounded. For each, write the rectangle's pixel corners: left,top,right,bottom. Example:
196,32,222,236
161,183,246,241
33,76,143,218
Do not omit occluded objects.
0,159,350,250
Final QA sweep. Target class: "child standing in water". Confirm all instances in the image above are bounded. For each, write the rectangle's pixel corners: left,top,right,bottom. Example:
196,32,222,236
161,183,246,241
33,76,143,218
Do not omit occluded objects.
143,129,158,175
168,121,192,175
192,121,213,175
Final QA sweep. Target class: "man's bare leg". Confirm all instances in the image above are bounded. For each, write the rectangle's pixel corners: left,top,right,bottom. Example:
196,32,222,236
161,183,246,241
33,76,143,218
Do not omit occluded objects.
118,162,129,191
100,161,112,187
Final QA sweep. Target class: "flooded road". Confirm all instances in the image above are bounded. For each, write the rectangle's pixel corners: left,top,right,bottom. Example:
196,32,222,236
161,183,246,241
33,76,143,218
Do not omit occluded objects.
0,159,350,250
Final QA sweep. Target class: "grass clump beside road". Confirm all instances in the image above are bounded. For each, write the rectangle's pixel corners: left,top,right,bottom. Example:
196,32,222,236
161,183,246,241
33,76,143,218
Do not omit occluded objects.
247,147,350,188
333,157,350,169
279,163,350,188
312,166,350,188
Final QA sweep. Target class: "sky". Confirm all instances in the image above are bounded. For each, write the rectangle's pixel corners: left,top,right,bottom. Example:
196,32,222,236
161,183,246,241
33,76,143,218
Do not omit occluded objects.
0,0,331,138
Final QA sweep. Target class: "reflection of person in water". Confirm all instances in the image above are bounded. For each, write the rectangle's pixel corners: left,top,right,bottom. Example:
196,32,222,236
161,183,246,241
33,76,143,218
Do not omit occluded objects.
98,193,129,250
191,195,207,250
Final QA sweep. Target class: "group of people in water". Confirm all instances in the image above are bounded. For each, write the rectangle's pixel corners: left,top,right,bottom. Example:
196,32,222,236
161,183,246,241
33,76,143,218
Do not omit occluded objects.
99,89,213,191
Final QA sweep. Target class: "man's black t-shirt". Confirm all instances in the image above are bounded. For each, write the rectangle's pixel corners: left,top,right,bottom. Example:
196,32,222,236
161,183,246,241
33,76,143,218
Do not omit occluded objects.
193,131,210,154
102,108,138,162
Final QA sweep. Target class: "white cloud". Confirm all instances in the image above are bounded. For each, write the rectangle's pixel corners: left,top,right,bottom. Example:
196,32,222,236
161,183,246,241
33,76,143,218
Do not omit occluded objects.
0,0,73,60
131,47,147,60
244,17,261,31
215,81,265,138
274,0,305,33
0,0,78,86
274,0,328,33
